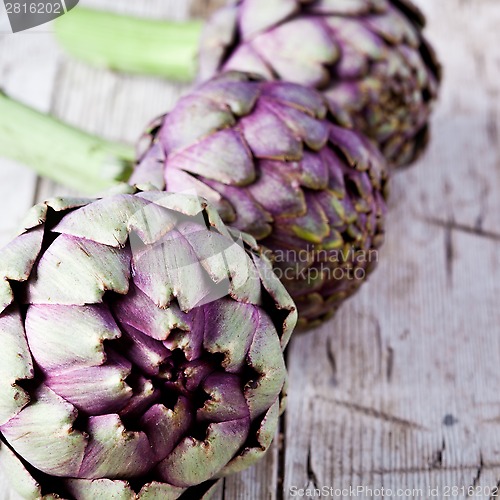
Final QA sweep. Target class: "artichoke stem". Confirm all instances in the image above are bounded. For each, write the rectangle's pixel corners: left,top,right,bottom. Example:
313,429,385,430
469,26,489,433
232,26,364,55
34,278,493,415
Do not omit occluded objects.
0,92,135,193
55,7,202,82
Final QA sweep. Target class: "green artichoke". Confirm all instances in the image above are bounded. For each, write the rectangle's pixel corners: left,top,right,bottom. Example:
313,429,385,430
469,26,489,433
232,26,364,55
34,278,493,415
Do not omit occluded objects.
199,0,442,168
0,189,296,499
132,72,389,328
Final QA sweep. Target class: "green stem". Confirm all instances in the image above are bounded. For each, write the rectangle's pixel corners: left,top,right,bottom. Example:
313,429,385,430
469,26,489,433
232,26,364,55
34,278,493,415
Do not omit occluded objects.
55,7,203,82
0,92,135,193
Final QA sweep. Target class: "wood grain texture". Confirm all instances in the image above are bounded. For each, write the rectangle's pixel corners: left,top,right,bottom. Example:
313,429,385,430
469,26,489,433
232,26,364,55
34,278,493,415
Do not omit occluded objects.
0,0,499,499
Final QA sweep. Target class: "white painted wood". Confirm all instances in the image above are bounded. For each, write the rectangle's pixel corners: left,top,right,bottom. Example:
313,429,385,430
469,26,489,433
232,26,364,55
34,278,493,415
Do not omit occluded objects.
2,0,500,499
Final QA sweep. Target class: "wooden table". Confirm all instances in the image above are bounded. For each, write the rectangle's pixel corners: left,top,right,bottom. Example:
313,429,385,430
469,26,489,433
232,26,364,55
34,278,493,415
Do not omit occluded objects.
1,1,499,498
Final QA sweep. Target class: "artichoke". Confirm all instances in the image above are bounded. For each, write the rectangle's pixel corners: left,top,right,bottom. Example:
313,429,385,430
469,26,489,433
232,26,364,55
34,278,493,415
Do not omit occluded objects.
199,0,442,168
132,72,389,328
0,189,296,499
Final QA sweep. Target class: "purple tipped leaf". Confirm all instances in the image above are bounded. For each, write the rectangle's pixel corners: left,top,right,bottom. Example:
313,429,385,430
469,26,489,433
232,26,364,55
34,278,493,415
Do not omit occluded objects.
262,98,330,151
252,18,338,87
113,285,188,342
239,0,298,39
366,6,420,47
0,442,43,499
326,17,386,60
251,253,297,348
132,230,225,311
64,479,135,500
25,304,121,372
159,97,235,152
136,191,206,218
53,195,150,247
0,385,87,477
45,361,133,416
131,149,167,190
0,307,33,425
118,323,172,377
299,151,329,190
157,419,249,487
261,82,328,118
79,414,154,479
167,129,255,187
283,192,331,244
321,148,347,196
165,169,236,223
247,161,306,217
329,125,376,171
193,74,260,117
198,374,250,423
316,191,348,230
203,179,274,239
162,308,205,362
27,235,131,305
220,398,279,476
244,311,286,419
141,399,193,461
240,101,303,160
203,300,257,372
0,228,44,312
138,482,187,500
128,202,186,246
223,44,274,80
17,198,90,234
199,6,239,81
119,377,161,420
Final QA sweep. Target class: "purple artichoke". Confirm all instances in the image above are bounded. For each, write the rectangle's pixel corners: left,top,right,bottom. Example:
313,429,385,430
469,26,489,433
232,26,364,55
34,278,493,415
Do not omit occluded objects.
199,0,442,168
0,189,296,499
132,72,389,328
